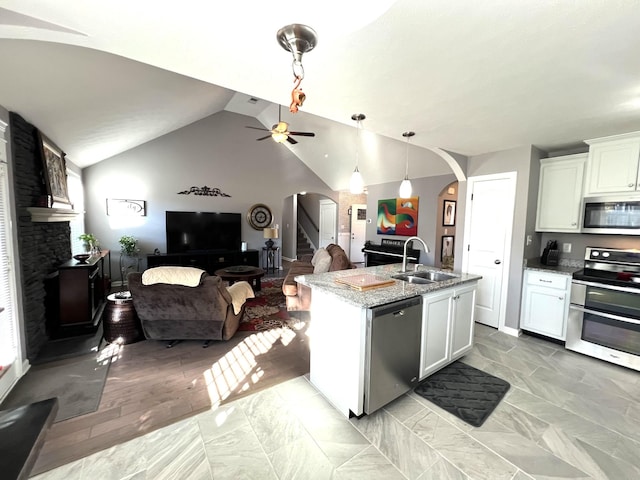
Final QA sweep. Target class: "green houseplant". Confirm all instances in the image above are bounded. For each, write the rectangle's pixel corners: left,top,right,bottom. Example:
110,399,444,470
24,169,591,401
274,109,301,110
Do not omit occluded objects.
119,235,139,256
78,233,99,253
118,235,140,297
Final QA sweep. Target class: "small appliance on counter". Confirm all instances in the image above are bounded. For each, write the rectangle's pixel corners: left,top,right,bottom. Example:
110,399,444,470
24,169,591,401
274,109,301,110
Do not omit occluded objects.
541,240,559,266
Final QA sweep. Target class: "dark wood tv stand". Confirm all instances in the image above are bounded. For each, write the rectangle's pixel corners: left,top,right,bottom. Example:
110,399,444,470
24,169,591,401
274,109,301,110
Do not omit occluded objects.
146,249,259,275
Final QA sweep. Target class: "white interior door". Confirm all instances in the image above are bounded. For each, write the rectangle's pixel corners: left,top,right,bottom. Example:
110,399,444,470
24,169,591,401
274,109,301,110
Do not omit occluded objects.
349,204,366,262
462,172,516,329
319,199,337,248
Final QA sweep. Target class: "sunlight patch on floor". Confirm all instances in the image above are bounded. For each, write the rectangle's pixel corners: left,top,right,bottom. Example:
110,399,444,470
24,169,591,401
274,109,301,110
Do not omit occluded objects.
202,327,298,407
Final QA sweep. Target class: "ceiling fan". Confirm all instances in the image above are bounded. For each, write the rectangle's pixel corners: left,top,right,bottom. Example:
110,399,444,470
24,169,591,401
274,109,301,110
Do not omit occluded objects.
246,105,315,145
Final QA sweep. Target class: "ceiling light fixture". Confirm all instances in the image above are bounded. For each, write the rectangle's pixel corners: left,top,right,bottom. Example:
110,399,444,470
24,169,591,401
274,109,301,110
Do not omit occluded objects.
276,24,318,113
350,114,366,194
399,131,415,198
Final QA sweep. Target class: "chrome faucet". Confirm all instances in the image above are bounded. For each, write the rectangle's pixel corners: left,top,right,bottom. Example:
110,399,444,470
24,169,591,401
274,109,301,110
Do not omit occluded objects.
401,236,429,273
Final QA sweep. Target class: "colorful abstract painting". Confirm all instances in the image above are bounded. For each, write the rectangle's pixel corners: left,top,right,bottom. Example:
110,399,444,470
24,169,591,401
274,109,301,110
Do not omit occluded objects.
377,197,419,236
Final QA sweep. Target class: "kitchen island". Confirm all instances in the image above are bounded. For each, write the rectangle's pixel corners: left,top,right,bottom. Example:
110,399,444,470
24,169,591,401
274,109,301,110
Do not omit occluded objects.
296,264,481,418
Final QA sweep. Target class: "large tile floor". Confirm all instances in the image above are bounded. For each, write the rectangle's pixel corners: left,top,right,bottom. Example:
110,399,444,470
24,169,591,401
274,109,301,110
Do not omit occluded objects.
32,324,640,480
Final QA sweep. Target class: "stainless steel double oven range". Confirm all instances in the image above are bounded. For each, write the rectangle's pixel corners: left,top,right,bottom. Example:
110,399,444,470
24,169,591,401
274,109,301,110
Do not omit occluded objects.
568,247,640,371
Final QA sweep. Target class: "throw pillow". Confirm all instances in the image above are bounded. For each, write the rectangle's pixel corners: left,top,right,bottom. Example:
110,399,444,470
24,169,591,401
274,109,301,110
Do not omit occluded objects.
311,247,327,266
313,248,332,273
326,244,352,271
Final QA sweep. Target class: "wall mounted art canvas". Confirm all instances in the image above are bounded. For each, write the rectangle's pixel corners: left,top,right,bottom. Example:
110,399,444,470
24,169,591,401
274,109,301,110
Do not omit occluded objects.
377,197,419,236
38,130,70,205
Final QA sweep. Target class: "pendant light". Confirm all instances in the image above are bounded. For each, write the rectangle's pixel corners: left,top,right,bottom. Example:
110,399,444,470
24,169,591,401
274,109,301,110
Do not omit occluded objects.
350,113,366,194
399,131,415,198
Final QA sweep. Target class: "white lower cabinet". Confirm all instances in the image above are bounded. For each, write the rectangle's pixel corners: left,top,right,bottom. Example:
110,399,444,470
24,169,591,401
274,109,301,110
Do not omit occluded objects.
420,283,477,379
520,270,570,340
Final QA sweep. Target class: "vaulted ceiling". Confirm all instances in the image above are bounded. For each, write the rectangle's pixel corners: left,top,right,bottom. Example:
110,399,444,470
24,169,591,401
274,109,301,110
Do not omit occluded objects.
1,1,640,191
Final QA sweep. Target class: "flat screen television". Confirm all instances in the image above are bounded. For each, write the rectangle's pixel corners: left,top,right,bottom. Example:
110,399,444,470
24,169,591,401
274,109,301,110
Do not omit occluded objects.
166,211,242,253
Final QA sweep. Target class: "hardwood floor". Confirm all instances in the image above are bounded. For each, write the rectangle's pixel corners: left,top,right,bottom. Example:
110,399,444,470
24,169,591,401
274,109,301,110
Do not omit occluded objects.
32,272,310,476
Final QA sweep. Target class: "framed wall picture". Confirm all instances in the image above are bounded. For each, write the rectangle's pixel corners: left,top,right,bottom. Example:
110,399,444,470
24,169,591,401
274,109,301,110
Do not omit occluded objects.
106,199,147,216
38,130,70,205
441,235,454,261
443,199,456,226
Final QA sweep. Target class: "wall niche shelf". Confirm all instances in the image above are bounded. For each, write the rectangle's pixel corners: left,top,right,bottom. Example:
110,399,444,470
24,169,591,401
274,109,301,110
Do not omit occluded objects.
27,207,79,222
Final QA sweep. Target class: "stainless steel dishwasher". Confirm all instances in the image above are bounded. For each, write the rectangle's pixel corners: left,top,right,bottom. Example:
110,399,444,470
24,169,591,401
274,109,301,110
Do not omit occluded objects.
364,296,422,414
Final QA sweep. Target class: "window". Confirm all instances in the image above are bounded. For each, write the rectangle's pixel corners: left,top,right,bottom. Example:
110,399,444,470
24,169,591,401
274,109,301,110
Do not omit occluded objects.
0,157,21,398
67,170,85,254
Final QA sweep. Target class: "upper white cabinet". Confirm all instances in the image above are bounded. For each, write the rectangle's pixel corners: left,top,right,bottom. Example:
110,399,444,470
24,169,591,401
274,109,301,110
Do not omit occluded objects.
536,154,587,232
585,132,640,195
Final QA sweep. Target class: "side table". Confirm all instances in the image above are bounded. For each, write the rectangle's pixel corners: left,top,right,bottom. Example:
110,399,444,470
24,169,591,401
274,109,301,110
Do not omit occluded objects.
262,246,280,273
103,292,144,344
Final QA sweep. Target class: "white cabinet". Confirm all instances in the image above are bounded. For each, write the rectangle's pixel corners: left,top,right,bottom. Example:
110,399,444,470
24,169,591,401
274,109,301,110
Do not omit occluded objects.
585,133,640,195
520,270,570,340
535,154,586,232
450,284,476,358
420,283,477,379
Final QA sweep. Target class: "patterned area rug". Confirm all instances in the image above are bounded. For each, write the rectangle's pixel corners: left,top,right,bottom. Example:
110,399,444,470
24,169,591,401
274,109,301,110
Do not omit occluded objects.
414,361,510,427
240,278,298,331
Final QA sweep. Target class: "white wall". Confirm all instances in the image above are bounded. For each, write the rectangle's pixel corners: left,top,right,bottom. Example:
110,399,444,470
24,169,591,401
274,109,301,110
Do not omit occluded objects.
82,110,334,276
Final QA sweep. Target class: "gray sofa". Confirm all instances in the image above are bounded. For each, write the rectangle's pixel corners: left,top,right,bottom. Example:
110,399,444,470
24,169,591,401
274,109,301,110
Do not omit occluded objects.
128,271,245,342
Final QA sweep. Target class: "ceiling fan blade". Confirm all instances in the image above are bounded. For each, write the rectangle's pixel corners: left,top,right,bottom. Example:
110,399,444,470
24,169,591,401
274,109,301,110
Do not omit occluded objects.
286,136,299,145
256,135,272,141
246,126,270,132
289,131,316,137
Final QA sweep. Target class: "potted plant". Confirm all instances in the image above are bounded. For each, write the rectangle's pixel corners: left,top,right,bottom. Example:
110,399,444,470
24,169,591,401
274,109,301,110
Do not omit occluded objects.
78,233,99,254
118,235,140,297
119,235,139,257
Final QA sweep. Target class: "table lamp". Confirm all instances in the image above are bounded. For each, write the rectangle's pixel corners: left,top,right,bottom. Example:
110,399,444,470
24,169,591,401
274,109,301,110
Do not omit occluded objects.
263,227,278,249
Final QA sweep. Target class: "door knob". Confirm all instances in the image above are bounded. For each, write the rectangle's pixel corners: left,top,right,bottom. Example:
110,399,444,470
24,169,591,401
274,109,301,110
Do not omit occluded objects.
494,259,501,264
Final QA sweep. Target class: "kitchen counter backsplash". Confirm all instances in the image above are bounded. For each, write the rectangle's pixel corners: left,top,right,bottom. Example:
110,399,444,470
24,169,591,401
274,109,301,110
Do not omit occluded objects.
524,257,583,275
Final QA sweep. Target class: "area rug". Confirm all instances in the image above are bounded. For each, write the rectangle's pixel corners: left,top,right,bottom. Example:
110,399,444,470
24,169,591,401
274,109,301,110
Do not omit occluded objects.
414,361,510,427
240,278,296,332
0,352,111,423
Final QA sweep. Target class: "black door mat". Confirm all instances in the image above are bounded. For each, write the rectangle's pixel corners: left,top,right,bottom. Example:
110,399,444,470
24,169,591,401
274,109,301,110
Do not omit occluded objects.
414,361,510,427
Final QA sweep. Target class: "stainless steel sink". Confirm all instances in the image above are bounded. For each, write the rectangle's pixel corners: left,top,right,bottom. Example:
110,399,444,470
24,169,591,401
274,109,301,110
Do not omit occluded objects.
391,274,434,284
413,271,456,282
392,271,457,284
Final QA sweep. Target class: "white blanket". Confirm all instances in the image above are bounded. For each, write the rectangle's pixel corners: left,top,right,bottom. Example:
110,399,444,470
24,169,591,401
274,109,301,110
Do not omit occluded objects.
226,281,255,314
142,266,206,287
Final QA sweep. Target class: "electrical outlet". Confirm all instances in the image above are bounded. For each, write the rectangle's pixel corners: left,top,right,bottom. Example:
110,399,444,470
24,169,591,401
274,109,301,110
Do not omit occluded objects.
526,235,532,246
562,243,572,253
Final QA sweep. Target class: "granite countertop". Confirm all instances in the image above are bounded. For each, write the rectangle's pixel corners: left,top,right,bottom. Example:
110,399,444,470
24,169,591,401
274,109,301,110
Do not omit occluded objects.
524,258,583,276
295,264,482,309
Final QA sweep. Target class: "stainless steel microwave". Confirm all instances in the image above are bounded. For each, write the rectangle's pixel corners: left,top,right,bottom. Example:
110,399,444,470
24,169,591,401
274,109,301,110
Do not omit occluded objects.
582,195,640,234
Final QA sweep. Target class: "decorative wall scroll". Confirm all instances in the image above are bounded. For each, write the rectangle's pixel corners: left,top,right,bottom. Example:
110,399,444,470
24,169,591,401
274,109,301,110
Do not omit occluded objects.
177,186,231,197
38,130,70,205
106,199,147,216
377,197,419,236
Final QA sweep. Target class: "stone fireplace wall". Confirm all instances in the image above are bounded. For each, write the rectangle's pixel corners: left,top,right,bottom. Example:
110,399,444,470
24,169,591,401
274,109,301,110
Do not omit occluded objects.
10,112,71,360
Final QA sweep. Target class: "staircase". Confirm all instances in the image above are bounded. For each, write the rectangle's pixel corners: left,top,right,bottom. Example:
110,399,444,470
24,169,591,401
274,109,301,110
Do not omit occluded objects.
296,226,314,259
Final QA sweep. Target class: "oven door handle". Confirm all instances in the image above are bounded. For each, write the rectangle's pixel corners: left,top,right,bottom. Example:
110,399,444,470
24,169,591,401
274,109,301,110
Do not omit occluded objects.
569,305,640,325
572,279,640,294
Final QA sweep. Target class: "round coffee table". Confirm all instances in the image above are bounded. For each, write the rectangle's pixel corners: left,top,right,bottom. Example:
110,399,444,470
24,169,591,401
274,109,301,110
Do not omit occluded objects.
214,266,266,291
